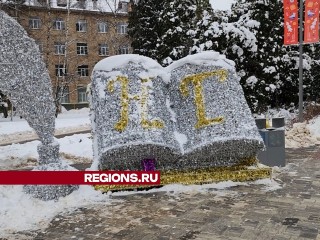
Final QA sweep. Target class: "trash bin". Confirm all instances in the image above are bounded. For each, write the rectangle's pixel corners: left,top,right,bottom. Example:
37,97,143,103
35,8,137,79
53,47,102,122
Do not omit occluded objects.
255,118,266,129
255,117,286,167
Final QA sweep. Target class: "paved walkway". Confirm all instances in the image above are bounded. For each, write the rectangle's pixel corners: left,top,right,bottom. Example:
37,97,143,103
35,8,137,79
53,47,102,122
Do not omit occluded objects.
13,147,320,240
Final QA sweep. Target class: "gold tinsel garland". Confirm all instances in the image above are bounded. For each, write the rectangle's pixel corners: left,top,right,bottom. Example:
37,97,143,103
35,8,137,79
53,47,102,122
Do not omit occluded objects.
107,76,164,132
180,70,228,129
94,158,271,192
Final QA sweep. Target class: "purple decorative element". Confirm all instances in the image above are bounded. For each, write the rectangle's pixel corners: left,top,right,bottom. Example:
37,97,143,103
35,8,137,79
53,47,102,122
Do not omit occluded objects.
142,158,156,171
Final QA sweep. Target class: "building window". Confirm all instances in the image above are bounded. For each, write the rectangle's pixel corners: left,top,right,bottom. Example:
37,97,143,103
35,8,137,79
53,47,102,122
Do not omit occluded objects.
55,64,67,77
92,0,98,9
38,0,49,6
54,42,66,55
57,0,67,7
118,1,128,12
117,23,128,34
98,22,108,33
76,20,87,32
77,86,88,103
35,41,43,52
118,45,129,55
53,18,65,30
77,65,89,77
77,43,88,55
99,44,109,56
29,17,41,29
60,87,70,103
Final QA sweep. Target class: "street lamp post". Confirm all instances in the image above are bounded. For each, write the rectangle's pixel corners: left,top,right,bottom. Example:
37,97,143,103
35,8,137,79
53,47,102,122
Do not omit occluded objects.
298,0,304,122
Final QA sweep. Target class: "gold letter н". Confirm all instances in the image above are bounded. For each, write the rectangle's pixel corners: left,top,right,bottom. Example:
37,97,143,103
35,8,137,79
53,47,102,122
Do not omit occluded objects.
107,76,164,132
180,69,228,129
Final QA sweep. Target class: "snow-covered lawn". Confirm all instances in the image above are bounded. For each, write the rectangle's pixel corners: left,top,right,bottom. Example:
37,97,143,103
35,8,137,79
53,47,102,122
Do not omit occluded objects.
0,108,92,169
0,108,90,145
0,133,93,170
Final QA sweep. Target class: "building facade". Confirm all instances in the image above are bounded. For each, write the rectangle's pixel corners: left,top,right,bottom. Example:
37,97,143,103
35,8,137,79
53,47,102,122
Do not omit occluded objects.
1,0,131,109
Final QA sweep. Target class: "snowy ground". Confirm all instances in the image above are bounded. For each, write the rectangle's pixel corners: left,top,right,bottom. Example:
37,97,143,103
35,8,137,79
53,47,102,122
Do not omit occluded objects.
0,179,282,238
0,108,90,145
0,108,92,169
0,107,318,237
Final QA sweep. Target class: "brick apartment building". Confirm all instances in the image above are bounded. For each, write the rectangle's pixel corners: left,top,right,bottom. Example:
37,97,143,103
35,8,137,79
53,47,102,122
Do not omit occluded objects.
1,0,132,109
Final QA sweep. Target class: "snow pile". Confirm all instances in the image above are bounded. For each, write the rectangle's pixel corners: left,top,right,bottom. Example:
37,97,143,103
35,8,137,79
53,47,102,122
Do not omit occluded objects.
286,122,320,148
308,115,320,139
60,107,90,115
0,185,110,238
0,141,39,169
58,133,93,160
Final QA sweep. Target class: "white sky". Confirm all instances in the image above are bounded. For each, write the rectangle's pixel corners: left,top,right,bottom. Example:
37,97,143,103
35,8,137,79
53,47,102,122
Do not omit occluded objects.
210,0,235,10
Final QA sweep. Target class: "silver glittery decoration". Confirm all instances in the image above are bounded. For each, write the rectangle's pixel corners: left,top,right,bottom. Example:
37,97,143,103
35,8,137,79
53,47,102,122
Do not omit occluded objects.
167,52,264,168
90,55,180,170
91,52,264,171
0,11,78,200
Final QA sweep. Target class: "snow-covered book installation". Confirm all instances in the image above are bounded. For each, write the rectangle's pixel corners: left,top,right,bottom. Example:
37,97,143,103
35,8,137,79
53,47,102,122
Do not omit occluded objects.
90,52,272,191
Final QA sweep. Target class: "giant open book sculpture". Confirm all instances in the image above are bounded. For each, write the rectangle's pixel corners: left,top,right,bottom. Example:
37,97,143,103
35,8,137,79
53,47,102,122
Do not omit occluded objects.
90,52,271,191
